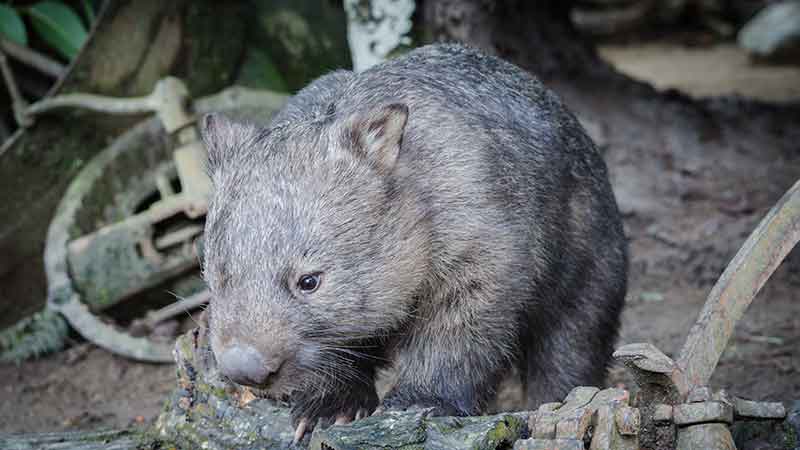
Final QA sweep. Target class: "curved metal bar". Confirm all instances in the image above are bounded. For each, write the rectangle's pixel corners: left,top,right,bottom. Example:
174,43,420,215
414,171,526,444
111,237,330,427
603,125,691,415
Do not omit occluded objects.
26,92,157,116
677,179,800,389
55,294,174,362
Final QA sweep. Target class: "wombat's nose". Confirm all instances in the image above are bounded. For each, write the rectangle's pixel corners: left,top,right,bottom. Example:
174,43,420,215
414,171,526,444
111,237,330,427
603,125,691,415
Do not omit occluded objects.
218,345,280,387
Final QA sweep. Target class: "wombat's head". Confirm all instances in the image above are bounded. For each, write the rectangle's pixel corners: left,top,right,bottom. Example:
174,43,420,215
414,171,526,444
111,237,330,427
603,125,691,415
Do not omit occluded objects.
199,105,427,396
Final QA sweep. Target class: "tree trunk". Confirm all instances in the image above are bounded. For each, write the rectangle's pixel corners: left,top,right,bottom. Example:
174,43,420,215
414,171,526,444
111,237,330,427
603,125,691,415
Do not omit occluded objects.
421,0,611,79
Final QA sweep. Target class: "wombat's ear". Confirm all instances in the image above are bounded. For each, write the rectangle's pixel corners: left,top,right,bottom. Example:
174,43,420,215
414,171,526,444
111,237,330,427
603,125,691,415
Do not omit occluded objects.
346,103,408,170
200,113,253,171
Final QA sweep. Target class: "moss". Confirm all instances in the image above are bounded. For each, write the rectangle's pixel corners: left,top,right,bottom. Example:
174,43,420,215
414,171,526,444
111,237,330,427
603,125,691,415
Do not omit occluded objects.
236,48,290,93
783,420,798,449
194,380,227,400
478,416,520,450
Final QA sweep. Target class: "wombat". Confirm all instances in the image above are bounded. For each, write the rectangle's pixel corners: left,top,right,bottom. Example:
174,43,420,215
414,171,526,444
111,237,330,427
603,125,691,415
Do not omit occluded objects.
200,44,628,438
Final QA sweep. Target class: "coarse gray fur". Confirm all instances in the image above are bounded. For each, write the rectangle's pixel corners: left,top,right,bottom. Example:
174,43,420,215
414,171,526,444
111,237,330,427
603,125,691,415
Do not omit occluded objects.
200,44,628,428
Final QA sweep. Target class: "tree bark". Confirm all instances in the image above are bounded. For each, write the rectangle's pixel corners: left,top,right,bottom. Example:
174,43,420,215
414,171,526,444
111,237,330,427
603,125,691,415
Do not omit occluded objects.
421,0,610,80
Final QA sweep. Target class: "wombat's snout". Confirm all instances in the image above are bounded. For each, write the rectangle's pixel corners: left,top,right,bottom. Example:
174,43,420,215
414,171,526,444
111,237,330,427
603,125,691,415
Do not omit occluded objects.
218,345,282,387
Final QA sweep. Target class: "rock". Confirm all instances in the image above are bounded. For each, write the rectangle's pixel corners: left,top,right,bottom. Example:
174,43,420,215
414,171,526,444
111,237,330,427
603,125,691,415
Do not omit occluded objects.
677,423,736,450
527,388,637,448
514,438,583,450
614,406,641,436
554,407,594,439
538,402,563,413
713,389,734,407
589,405,638,450
653,404,674,422
687,386,712,403
531,410,559,439
613,343,677,375
586,388,630,412
558,386,600,412
674,401,734,426
738,1,800,62
733,397,787,419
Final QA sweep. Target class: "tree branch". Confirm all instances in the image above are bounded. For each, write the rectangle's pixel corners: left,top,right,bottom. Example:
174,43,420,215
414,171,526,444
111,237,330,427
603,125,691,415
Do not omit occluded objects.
0,38,65,79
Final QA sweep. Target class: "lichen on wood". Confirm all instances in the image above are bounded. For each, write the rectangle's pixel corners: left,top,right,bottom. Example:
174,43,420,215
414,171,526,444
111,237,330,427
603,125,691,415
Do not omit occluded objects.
150,327,531,450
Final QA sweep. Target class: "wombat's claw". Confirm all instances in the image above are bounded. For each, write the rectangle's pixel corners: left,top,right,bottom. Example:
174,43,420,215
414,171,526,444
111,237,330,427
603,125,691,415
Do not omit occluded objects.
334,414,351,425
371,405,386,416
293,418,309,444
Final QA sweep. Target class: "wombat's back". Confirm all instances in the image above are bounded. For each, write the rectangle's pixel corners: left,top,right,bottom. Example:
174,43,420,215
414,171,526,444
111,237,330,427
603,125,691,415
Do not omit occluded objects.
333,43,622,265
335,44,628,406
333,44,610,218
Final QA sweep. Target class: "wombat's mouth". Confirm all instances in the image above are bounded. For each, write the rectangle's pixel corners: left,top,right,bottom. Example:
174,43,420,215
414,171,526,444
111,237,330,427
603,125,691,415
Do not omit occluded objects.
250,361,303,398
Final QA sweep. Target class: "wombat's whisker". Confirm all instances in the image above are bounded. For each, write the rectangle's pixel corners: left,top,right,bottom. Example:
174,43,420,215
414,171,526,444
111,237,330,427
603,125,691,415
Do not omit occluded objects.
324,347,388,363
313,355,372,386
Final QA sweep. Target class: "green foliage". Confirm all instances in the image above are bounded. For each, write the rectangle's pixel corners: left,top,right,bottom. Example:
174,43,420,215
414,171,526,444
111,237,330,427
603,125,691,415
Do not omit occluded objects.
0,3,27,45
0,1,95,62
26,1,88,60
237,48,290,92
80,0,95,25
0,308,69,363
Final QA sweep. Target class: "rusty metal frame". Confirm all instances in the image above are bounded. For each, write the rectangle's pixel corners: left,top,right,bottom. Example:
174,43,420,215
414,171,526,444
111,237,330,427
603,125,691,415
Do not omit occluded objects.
39,79,288,362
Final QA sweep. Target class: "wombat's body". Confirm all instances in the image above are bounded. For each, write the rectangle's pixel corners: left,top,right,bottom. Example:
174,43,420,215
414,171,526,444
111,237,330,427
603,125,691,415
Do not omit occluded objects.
201,44,627,430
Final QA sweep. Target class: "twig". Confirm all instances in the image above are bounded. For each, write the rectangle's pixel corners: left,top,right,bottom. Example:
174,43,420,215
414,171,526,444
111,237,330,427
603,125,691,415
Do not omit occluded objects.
0,37,64,78
0,49,31,127
26,92,157,116
143,290,211,329
739,334,785,345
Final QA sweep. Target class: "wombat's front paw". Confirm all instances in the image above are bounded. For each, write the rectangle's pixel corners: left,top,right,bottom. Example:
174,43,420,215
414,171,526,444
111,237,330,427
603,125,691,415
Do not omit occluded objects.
379,388,468,417
291,385,379,443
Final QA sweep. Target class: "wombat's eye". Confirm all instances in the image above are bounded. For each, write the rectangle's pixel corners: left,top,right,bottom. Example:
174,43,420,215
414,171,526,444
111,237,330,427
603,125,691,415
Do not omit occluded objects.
297,273,321,293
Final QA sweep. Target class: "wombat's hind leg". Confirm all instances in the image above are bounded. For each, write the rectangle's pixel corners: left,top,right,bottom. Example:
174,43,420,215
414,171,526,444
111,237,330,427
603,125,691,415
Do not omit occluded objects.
524,284,623,409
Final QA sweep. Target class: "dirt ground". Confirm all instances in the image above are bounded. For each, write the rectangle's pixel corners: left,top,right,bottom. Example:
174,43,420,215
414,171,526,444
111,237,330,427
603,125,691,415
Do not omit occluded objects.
1,37,799,433
599,42,800,103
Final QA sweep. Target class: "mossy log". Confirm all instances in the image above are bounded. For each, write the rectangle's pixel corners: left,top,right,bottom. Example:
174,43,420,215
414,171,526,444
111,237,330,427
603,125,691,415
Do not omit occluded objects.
148,327,530,450
0,429,139,450
2,327,798,448
0,325,529,450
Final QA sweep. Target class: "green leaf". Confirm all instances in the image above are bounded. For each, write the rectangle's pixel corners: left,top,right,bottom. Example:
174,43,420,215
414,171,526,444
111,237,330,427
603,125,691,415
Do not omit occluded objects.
80,0,95,26
27,1,88,60
0,4,28,45
237,48,290,93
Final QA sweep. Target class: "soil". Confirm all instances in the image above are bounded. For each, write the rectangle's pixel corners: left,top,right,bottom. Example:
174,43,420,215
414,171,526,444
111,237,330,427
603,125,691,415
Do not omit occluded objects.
598,42,800,103
1,36,799,433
